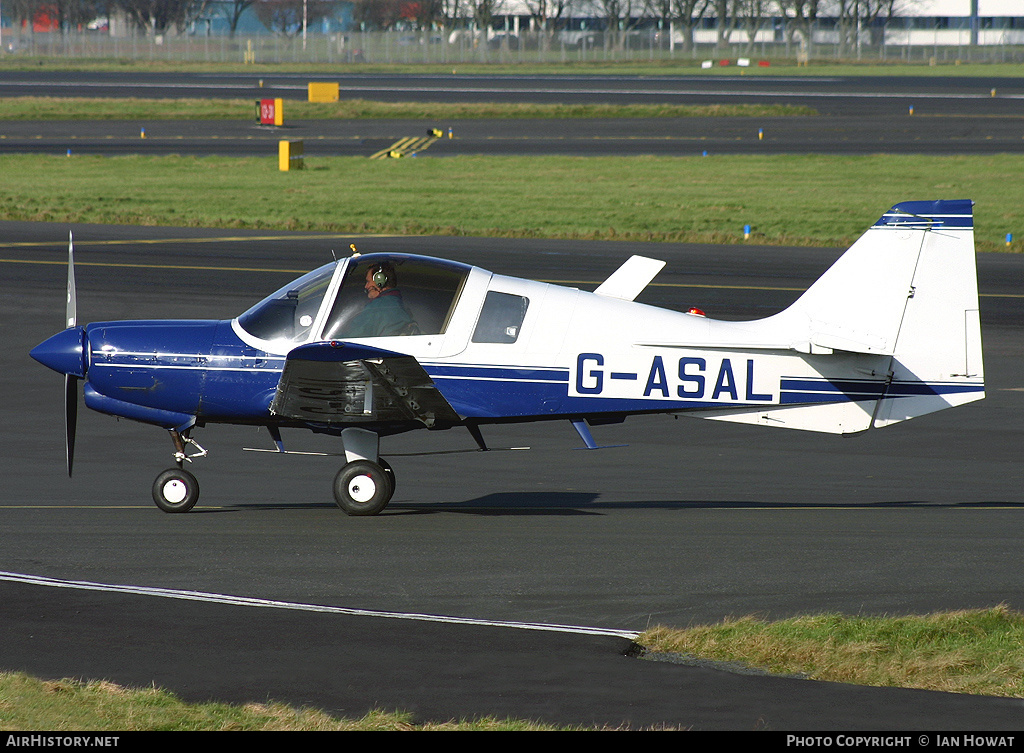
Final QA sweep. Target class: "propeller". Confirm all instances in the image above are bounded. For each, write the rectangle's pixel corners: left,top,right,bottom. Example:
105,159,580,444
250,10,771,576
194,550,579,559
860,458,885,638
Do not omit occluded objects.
65,374,78,476
30,231,87,476
66,231,77,329
64,232,79,476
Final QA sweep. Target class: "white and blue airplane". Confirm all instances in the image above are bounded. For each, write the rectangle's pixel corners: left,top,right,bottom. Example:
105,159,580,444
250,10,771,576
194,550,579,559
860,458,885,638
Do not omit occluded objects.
31,200,985,515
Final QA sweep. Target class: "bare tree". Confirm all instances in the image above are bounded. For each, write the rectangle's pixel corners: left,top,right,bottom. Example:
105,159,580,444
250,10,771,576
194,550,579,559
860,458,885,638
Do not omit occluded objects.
217,0,256,35
352,0,406,29
5,0,45,34
826,0,915,53
860,0,916,48
713,0,742,48
115,0,194,34
443,0,473,27
6,0,104,33
55,0,106,31
254,0,333,34
667,0,711,52
473,0,503,34
736,0,770,51
522,0,572,35
773,0,819,52
409,0,447,28
591,0,640,49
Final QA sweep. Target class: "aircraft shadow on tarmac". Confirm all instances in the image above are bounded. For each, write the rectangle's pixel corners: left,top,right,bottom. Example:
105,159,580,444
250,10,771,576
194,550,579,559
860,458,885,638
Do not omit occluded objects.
216,493,1024,516
386,495,1024,515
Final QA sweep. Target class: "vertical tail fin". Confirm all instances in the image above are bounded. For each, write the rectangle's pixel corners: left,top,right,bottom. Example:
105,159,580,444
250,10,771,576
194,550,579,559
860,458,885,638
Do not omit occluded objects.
870,200,985,426
703,200,985,434
779,199,985,427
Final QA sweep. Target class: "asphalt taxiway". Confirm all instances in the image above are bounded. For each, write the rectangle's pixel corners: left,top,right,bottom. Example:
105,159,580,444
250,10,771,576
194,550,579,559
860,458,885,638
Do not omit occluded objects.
2,222,1023,729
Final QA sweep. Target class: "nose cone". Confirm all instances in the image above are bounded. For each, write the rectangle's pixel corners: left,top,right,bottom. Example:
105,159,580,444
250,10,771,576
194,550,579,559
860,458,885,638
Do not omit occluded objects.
31,326,86,378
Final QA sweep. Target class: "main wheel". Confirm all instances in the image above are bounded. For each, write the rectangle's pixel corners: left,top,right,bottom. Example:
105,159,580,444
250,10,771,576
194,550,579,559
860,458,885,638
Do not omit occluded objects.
333,460,393,516
152,468,200,513
379,457,395,495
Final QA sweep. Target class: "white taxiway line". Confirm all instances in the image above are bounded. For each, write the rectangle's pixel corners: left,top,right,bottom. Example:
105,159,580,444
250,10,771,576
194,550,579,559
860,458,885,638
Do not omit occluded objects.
0,570,640,640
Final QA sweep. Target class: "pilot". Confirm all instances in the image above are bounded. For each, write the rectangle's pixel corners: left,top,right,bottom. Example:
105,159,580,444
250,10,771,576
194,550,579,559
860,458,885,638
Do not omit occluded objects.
344,263,417,338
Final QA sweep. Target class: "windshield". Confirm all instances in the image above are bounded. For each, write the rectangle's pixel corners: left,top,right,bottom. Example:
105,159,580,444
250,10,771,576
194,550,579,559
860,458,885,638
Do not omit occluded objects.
236,262,337,344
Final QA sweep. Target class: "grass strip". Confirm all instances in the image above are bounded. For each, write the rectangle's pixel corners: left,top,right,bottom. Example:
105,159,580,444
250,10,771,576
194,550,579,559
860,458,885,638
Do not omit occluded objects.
3,607,1022,729
0,672,559,731
1,153,1021,252
0,97,815,120
639,605,1024,697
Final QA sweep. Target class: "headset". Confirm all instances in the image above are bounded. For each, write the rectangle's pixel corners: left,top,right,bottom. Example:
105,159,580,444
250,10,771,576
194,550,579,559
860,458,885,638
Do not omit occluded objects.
370,265,391,289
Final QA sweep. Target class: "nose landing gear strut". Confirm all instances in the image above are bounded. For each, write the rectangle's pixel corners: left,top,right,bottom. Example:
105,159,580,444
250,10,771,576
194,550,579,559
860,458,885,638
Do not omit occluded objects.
152,428,207,513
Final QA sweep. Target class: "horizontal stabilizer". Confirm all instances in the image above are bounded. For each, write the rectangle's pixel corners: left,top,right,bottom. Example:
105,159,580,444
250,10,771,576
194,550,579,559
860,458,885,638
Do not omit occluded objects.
699,401,879,435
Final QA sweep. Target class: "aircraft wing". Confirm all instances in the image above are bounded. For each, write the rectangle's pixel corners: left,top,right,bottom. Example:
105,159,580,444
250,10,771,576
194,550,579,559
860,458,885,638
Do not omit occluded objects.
270,341,461,428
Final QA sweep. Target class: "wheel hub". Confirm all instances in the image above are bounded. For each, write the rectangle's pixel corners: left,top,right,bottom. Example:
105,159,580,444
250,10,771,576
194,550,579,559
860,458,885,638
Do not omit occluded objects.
348,475,377,503
162,479,188,504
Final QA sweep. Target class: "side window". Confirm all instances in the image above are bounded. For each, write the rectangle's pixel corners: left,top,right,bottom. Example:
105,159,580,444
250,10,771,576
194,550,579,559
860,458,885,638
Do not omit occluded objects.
473,292,529,344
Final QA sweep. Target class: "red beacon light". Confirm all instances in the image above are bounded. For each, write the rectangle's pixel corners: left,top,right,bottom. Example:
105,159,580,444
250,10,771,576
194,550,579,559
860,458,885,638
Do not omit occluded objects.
687,307,707,317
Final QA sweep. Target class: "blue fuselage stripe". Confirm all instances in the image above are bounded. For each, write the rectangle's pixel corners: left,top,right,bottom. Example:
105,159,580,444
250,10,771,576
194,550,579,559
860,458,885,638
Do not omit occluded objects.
79,315,984,427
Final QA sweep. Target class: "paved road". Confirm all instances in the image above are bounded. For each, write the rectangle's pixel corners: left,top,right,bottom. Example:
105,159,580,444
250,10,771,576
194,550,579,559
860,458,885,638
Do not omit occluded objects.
2,222,1023,728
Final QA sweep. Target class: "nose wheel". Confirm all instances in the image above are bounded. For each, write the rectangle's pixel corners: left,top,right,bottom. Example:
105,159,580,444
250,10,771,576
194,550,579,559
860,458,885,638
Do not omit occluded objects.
152,468,200,513
333,460,394,516
152,428,204,513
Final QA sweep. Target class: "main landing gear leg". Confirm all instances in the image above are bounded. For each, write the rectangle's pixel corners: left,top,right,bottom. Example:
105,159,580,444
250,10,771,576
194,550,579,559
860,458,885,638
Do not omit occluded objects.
334,427,394,516
152,428,206,514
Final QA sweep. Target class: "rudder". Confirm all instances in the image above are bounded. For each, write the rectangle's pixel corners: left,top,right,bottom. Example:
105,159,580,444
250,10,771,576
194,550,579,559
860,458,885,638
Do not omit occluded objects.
870,200,985,426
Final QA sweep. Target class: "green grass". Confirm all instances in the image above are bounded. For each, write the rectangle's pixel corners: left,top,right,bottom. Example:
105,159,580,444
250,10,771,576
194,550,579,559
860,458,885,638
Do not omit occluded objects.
2,153,1021,252
0,673,559,730
0,96,816,120
638,605,1024,697
3,607,1023,730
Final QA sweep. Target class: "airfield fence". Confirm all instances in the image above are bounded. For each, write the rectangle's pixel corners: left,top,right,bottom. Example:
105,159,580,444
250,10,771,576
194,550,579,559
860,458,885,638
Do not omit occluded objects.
5,29,1024,67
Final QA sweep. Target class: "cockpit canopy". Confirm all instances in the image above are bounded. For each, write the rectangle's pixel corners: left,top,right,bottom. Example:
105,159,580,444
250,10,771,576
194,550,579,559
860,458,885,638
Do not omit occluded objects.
236,254,471,347
236,261,335,344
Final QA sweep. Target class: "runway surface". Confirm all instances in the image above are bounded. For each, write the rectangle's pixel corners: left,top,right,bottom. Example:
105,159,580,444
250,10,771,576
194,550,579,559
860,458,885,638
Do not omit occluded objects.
4,70,1024,114
3,221,1024,729
2,71,1024,156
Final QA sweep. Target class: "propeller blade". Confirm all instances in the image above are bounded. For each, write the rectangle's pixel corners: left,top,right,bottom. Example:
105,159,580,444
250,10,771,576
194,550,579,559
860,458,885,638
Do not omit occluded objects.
66,231,77,328
65,374,78,476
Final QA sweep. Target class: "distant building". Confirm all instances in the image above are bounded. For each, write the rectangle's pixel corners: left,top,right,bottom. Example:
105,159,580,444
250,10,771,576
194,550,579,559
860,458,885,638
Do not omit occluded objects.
480,0,1024,47
3,0,1021,46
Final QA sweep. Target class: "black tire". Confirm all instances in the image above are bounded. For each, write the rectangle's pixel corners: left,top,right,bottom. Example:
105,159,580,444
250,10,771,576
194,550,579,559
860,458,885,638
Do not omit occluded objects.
379,457,395,495
152,468,200,513
333,460,393,516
